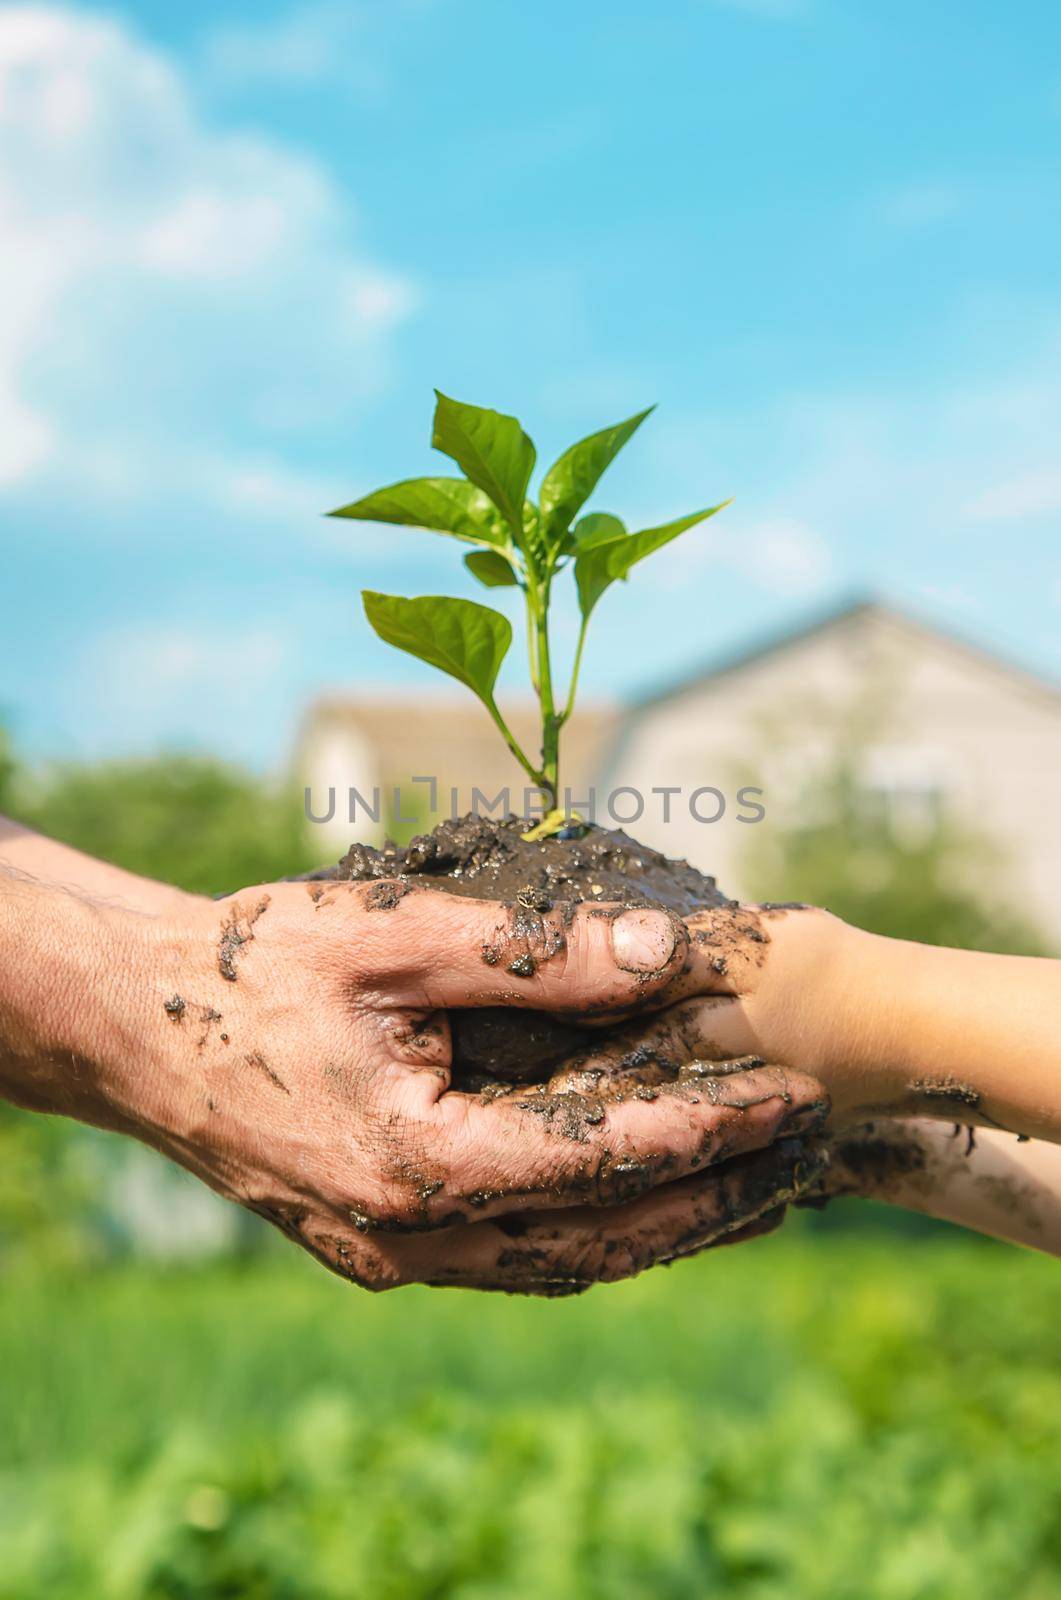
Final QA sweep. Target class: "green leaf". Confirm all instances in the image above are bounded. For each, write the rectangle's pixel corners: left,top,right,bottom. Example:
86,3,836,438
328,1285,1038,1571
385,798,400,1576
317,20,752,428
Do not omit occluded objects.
327,477,506,549
465,550,519,588
431,392,536,535
570,512,626,551
362,591,511,711
539,408,654,542
519,499,548,574
574,501,731,620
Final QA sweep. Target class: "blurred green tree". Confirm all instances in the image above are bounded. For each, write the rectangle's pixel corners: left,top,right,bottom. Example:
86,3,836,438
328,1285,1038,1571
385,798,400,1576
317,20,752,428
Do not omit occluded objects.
14,750,320,897
0,724,16,813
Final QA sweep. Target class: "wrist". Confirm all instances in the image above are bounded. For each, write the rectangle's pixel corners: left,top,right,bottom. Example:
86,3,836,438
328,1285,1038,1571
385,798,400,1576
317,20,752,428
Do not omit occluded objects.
748,913,915,1126
801,926,1010,1129
767,919,1061,1142
814,924,917,1122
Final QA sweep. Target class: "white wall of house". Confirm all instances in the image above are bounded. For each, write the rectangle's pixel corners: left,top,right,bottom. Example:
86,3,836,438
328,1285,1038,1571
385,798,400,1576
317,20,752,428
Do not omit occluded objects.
300,714,382,856
603,604,1061,945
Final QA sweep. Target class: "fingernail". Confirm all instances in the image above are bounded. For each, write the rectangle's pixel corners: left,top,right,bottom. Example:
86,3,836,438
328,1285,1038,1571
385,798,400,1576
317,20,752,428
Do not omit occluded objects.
611,908,677,973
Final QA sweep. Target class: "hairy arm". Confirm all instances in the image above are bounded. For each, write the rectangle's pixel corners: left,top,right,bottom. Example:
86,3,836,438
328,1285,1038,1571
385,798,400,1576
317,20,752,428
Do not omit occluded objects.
0,815,191,914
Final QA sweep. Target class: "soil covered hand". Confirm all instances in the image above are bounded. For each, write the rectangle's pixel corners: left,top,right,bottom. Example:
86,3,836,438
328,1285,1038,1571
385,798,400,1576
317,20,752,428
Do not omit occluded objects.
0,868,828,1293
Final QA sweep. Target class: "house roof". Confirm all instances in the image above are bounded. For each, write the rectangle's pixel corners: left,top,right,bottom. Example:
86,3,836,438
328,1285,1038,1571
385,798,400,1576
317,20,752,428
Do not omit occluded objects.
630,592,1061,714
295,689,621,798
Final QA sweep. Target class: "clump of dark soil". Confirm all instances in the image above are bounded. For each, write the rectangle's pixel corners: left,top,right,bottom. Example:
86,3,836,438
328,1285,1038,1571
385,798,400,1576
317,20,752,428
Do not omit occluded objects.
329,812,728,918
312,813,730,1092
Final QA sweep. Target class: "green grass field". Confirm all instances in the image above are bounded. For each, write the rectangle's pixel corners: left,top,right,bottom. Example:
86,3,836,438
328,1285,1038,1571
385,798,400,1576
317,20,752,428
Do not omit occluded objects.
2,1222,1060,1599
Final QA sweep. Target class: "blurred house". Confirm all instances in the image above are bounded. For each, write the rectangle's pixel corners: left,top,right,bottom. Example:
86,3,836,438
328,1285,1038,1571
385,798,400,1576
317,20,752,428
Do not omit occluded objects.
295,691,622,855
296,599,1061,944
607,598,1061,943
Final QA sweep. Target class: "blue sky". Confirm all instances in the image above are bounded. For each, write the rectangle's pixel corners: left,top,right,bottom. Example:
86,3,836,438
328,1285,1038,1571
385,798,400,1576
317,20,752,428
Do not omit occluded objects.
2,0,1060,769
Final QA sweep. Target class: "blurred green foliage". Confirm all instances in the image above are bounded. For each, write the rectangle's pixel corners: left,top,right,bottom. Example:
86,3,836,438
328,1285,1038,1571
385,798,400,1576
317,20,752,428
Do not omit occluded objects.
2,1236,1060,1598
0,725,16,813
8,748,319,898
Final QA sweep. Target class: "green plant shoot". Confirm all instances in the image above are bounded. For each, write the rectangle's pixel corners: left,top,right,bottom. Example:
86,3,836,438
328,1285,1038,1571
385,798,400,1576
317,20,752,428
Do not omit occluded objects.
328,392,730,831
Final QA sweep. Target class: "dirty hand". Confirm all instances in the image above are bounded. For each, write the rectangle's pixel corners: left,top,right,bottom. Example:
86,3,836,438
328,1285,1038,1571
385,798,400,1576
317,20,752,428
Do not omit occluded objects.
0,866,827,1293
560,901,1061,1144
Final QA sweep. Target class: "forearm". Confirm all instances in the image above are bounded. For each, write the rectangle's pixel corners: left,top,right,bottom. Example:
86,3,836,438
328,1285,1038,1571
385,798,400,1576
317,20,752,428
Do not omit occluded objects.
0,867,169,1136
824,930,1061,1141
821,1118,1061,1256
0,816,191,914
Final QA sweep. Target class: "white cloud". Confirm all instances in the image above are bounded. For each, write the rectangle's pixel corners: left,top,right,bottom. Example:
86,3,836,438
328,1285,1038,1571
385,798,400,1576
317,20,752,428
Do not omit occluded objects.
198,1,431,94
648,510,833,598
77,621,289,757
344,271,418,327
213,460,346,522
0,382,53,486
136,187,295,280
201,4,357,90
0,5,415,495
740,518,833,593
964,469,1061,522
872,182,963,228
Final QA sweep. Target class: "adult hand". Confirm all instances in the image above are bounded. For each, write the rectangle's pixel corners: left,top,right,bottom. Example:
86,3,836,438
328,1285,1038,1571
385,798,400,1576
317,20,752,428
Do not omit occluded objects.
0,865,828,1292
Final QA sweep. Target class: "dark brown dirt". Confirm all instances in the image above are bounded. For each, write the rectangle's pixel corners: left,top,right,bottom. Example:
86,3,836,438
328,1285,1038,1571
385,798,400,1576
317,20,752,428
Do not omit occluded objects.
326,811,728,916
217,894,271,982
314,813,730,1092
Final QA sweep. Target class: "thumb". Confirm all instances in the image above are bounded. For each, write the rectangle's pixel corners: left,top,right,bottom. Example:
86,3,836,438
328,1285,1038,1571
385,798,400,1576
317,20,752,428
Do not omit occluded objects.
355,888,689,1014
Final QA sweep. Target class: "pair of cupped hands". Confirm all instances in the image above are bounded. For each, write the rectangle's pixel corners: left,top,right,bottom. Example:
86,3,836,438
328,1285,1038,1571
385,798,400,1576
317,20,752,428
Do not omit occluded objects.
111,872,853,1296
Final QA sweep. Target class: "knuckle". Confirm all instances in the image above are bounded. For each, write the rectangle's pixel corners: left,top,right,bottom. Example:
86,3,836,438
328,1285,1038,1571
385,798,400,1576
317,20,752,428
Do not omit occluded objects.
597,1236,651,1284
243,1197,307,1242
348,1192,424,1233
556,1231,657,1288
383,1190,448,1231
351,1236,406,1292
314,1230,407,1292
557,1235,609,1287
351,1157,458,1235
591,1143,665,1205
356,878,415,914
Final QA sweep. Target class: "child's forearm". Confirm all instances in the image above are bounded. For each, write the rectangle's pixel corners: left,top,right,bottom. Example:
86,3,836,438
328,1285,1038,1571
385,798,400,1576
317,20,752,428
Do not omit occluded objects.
681,908,1061,1142
820,929,1061,1142
817,1119,1061,1255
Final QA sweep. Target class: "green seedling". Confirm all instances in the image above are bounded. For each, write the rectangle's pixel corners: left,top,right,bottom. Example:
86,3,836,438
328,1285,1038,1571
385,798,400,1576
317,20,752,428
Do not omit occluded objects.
328,392,730,836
